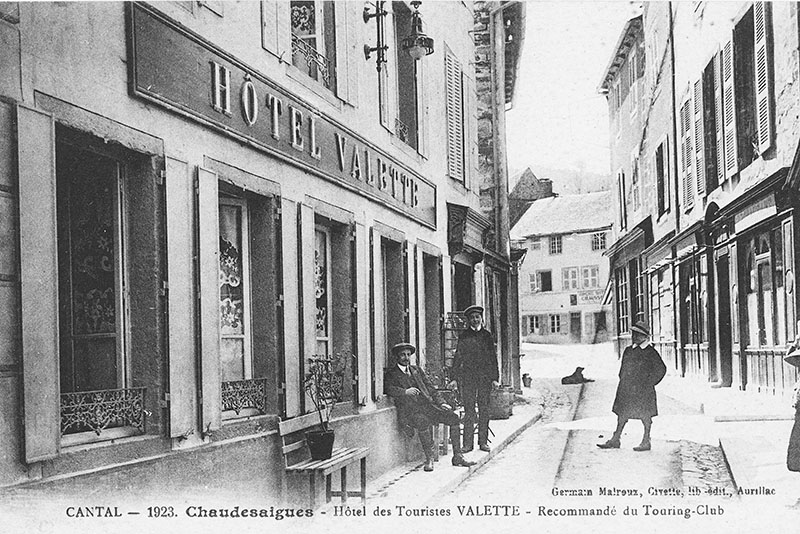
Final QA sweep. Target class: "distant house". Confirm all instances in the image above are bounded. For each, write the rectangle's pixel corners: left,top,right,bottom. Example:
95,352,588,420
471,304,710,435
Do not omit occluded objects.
511,191,614,344
509,167,555,228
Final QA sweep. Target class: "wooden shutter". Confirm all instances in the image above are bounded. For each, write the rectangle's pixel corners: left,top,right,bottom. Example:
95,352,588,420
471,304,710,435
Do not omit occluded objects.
784,218,796,343
197,167,221,432
722,38,739,178
275,0,291,61
693,79,705,197
521,316,528,336
280,199,300,417
18,105,59,462
261,0,278,55
617,170,627,229
730,241,739,344
682,98,695,210
714,51,726,183
299,203,316,400
165,157,197,438
445,50,464,182
754,1,773,154
355,222,369,403
371,227,384,398
335,2,360,105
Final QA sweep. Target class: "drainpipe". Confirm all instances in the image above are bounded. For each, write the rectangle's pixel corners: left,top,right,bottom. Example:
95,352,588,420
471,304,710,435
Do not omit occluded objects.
669,1,680,234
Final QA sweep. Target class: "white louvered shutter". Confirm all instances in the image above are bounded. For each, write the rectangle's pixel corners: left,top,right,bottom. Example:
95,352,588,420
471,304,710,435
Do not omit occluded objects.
714,51,726,183
694,79,705,197
754,1,773,154
445,50,464,183
722,38,738,178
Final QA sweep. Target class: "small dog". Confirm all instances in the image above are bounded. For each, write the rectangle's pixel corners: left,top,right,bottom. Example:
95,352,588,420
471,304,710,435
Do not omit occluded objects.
561,367,594,385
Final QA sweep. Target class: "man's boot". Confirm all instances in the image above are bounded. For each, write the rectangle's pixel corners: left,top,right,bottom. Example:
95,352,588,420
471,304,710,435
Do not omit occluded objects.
462,420,475,453
419,428,435,471
478,417,490,452
597,434,621,449
449,425,475,467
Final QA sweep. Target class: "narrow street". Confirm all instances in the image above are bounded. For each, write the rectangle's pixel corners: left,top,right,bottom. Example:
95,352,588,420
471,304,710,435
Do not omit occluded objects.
431,343,782,533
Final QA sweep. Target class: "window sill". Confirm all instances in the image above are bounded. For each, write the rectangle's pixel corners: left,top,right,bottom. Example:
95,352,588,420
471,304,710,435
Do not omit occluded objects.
222,408,269,421
389,133,425,162
285,65,343,112
60,426,149,450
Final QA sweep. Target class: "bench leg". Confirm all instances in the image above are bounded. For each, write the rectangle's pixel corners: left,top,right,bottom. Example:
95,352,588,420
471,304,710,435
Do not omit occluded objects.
341,466,347,503
326,474,332,503
309,474,316,509
360,457,367,504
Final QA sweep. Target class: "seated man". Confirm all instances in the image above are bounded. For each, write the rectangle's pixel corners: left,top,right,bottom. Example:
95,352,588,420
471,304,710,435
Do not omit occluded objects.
385,342,475,472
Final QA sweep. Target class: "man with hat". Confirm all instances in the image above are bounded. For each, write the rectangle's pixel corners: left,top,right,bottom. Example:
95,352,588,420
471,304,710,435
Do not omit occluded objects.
598,320,667,452
385,342,476,472
452,305,499,453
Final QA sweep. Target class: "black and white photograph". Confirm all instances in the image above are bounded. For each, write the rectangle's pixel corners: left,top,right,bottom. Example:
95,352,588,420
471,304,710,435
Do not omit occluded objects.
2,1,800,532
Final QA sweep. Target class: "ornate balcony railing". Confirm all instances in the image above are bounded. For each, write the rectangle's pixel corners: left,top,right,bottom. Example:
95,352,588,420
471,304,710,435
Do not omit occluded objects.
291,33,334,89
222,377,269,415
60,387,147,437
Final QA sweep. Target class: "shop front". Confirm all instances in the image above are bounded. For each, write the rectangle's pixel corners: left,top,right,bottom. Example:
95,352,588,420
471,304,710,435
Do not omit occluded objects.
708,169,799,394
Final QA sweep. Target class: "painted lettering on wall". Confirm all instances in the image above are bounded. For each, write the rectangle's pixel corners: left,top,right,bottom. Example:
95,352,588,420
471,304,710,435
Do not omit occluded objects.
128,3,434,227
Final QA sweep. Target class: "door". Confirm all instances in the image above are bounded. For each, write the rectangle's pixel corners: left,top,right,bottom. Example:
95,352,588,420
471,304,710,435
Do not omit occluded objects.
716,254,733,386
570,312,582,343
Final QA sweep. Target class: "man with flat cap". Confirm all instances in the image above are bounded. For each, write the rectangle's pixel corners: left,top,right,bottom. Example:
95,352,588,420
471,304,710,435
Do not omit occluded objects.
452,305,499,453
385,342,475,472
598,320,667,452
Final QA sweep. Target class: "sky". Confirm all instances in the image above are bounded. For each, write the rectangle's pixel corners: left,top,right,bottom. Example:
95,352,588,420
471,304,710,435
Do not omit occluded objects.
506,1,644,184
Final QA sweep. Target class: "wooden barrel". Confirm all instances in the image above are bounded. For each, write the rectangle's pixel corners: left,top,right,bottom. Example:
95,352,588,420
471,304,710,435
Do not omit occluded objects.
488,385,513,420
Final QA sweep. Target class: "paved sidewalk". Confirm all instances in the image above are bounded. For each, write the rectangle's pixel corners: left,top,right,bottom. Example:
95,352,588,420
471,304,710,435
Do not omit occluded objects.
312,386,549,516
658,375,800,506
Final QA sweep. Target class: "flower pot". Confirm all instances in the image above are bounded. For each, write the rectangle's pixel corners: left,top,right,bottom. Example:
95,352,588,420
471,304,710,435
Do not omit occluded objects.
522,374,532,388
306,429,335,460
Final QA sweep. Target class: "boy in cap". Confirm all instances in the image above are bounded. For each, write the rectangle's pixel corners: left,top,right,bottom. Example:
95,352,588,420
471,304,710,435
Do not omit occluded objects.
598,320,667,451
385,342,476,472
452,305,499,453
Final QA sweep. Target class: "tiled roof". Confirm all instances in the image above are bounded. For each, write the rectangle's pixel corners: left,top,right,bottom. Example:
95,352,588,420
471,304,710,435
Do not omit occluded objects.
510,191,614,239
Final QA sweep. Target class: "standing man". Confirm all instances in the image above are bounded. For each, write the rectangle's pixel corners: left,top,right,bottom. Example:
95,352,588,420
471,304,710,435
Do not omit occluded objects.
452,305,499,453
385,342,476,472
598,321,667,451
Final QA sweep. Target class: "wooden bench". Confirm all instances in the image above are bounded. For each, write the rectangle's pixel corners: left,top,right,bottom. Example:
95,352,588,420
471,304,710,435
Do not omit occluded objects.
278,414,370,508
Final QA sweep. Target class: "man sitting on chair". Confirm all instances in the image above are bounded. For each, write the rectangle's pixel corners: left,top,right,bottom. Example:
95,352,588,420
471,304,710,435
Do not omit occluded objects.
385,342,476,472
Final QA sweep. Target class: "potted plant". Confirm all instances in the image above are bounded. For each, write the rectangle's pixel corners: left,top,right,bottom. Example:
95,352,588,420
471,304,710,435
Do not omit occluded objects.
303,352,348,460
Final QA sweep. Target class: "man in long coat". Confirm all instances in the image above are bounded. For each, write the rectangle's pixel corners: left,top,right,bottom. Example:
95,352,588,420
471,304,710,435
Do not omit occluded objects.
452,305,499,453
385,342,475,472
598,321,667,451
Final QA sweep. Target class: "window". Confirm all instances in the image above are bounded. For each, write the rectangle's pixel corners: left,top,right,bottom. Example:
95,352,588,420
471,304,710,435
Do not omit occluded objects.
530,236,541,250
592,232,607,251
219,198,253,382
529,272,537,293
549,235,562,255
537,270,553,292
549,314,561,334
562,267,579,290
529,315,540,334
720,3,774,180
615,266,629,334
655,140,670,216
314,226,332,356
629,49,638,117
445,47,465,182
394,1,420,149
617,169,627,230
582,265,600,289
290,1,337,90
743,226,789,347
630,259,646,326
57,147,124,396
631,152,640,211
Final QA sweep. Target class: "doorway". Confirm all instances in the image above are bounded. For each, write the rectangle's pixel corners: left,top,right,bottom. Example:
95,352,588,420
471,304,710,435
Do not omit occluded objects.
716,254,733,386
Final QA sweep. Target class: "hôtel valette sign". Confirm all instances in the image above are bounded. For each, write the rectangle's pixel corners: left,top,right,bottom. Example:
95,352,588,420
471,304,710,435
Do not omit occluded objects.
128,2,436,228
